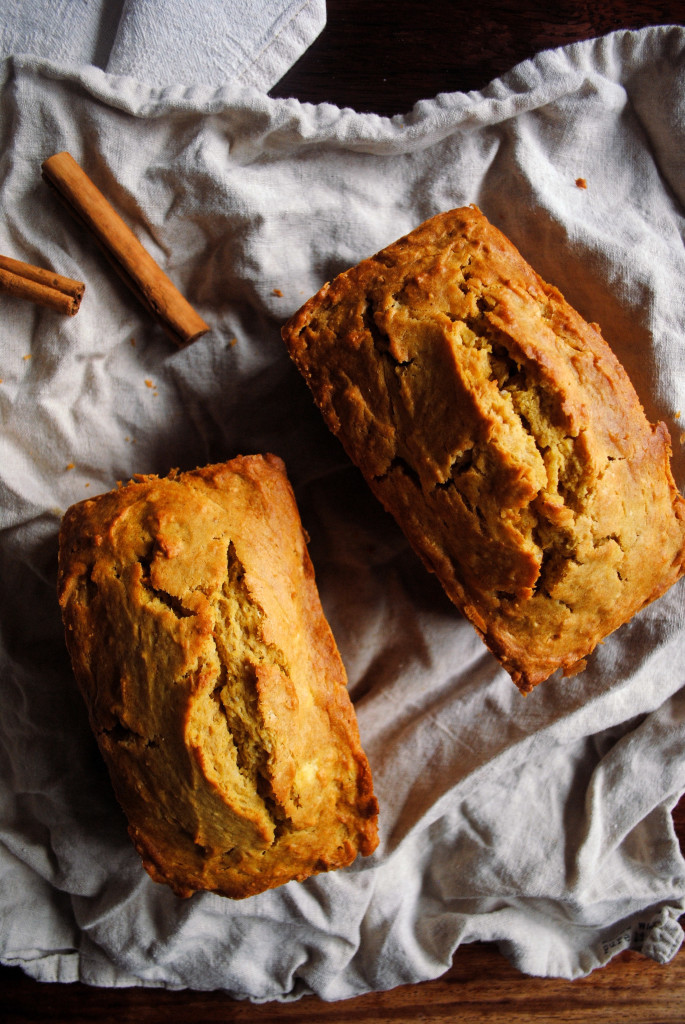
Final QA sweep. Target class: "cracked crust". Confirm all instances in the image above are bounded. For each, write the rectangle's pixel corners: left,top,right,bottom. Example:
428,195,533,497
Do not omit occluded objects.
282,206,685,692
57,455,378,898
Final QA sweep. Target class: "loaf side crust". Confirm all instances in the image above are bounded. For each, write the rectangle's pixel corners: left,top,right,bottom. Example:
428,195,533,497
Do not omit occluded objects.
282,207,685,692
58,454,379,898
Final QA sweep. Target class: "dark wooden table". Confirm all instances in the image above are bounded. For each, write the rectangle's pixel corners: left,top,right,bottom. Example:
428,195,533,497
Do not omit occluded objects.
5,2,685,1020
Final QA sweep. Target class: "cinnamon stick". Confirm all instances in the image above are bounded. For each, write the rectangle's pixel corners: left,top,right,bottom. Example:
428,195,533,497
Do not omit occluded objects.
41,152,209,347
0,255,84,315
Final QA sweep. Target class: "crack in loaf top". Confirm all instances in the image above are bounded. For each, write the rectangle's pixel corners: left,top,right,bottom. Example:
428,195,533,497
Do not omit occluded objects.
282,206,685,692
57,456,379,898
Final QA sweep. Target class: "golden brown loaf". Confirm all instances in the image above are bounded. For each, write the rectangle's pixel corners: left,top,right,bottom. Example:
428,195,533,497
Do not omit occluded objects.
282,206,685,693
57,455,378,898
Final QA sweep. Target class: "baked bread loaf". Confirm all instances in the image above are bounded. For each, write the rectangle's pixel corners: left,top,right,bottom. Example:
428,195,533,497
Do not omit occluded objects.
282,206,685,693
57,455,378,898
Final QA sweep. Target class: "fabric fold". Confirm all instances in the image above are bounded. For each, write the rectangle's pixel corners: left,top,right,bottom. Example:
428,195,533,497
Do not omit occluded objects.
0,0,326,90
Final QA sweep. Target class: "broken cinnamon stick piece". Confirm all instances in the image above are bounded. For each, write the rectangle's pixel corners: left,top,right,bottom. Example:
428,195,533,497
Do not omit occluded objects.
41,152,209,347
0,255,84,315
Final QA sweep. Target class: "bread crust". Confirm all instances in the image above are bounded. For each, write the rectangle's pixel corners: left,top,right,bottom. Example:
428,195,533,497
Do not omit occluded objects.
58,454,378,898
282,206,685,692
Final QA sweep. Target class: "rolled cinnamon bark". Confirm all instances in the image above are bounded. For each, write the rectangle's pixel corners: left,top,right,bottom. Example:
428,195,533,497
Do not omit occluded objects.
42,152,209,347
0,255,84,315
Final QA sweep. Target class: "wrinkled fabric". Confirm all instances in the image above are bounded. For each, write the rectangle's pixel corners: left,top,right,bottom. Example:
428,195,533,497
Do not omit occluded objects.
0,0,326,90
0,24,684,1001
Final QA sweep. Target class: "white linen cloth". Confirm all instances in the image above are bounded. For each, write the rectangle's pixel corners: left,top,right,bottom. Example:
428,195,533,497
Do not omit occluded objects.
0,23,684,1002
0,0,325,90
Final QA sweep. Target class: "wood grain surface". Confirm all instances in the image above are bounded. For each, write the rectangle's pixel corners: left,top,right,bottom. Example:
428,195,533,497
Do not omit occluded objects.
271,0,685,114
2,805,685,1024
3,937,685,1024
4,2,685,1021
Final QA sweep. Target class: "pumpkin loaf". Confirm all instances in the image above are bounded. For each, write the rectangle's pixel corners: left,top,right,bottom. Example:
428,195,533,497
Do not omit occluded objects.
282,206,685,693
57,455,378,898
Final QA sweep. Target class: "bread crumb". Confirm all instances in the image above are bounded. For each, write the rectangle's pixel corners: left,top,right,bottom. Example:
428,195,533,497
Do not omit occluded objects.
84,482,90,488
272,288,283,297
130,338,136,346
66,462,75,471
23,353,32,360
145,379,154,388
575,177,587,189
229,337,237,347
675,411,681,419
